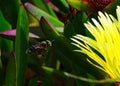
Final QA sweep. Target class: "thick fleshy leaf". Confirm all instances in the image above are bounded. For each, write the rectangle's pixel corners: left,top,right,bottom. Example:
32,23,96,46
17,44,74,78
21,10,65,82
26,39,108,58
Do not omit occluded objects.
15,5,29,86
23,0,57,17
49,0,69,13
23,0,58,27
0,10,13,51
0,10,13,86
67,0,88,11
27,13,39,27
45,0,60,13
64,12,88,38
0,0,19,28
64,21,76,38
24,2,64,27
0,29,39,40
5,55,15,86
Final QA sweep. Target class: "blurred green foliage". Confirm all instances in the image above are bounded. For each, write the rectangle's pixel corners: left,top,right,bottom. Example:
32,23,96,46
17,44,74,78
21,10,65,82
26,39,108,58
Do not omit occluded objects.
0,0,119,86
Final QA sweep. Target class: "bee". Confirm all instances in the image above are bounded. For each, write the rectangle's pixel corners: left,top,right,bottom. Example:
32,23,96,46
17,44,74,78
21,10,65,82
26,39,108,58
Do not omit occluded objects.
26,40,52,54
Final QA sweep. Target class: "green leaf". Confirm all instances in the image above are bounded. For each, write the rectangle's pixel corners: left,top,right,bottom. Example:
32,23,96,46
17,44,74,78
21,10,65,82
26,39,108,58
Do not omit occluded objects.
0,11,11,30
15,5,29,86
71,64,89,86
28,78,38,86
22,0,57,18
22,0,58,27
64,21,76,38
67,0,88,11
0,10,13,86
64,12,88,38
50,0,69,13
69,12,88,35
5,56,15,86
0,0,20,28
24,2,64,27
0,10,13,52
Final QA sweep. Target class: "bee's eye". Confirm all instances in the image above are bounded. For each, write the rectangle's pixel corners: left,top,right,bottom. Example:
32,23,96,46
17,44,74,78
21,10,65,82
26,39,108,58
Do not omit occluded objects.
42,43,47,47
46,40,52,47
41,42,47,47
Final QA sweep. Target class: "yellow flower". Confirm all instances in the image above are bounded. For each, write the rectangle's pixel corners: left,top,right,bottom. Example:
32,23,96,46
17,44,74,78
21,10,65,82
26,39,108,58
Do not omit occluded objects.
71,6,120,79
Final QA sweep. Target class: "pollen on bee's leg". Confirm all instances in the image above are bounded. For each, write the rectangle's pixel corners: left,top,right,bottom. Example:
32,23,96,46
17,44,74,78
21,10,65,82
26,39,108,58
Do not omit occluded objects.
37,54,43,59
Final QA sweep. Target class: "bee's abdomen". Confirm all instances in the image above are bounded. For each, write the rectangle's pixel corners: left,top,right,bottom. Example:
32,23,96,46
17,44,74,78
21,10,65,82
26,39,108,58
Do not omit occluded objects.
26,45,40,54
26,40,52,54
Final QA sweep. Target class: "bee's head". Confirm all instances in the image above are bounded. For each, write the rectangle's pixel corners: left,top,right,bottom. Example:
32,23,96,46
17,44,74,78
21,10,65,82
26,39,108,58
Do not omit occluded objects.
41,40,52,48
